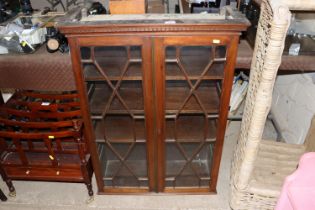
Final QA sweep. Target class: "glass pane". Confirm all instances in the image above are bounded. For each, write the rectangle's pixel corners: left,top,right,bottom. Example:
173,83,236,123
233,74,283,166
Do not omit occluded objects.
165,46,226,80
180,46,213,77
94,117,146,143
196,80,221,112
80,46,148,190
99,143,148,188
164,80,220,114
164,44,226,190
81,46,142,80
165,114,217,143
165,143,214,188
95,46,128,78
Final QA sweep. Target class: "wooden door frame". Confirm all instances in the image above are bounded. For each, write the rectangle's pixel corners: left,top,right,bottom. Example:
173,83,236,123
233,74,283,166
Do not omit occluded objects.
153,34,240,193
68,35,155,194
68,32,240,194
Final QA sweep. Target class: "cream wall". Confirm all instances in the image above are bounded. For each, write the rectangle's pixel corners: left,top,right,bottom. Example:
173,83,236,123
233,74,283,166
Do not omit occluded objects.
272,73,315,144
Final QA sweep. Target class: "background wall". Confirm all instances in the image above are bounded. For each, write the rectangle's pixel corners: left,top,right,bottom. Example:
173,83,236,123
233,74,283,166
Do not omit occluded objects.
272,73,315,144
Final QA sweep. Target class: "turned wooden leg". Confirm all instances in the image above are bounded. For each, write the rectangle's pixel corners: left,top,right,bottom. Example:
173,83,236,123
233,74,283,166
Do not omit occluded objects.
82,165,94,204
6,179,15,196
0,188,7,201
0,90,4,105
0,167,15,196
80,161,94,198
86,182,93,197
4,178,16,197
82,169,93,197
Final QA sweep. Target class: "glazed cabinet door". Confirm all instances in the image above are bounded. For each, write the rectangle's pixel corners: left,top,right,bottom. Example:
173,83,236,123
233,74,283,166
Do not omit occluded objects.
154,35,239,193
72,36,155,193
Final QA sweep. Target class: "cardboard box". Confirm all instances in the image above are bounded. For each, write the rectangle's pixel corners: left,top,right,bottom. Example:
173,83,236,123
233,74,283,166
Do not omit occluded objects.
109,0,148,14
147,0,165,13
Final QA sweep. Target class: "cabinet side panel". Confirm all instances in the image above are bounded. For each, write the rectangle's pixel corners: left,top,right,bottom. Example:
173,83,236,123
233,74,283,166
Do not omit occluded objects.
68,38,104,192
210,35,240,191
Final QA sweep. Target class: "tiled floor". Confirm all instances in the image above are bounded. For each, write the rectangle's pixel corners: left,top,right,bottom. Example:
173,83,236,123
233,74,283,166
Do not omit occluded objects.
0,121,276,210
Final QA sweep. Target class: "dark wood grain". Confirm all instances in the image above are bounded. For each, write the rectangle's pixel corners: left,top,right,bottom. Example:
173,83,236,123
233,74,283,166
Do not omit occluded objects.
71,36,157,193
0,91,93,197
210,35,240,191
142,37,156,191
93,116,217,144
88,83,220,116
0,92,4,106
154,37,166,192
68,38,104,193
154,35,234,193
59,17,248,194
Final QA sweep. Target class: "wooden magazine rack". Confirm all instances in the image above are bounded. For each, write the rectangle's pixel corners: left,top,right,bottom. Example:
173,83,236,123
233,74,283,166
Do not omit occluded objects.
0,91,93,200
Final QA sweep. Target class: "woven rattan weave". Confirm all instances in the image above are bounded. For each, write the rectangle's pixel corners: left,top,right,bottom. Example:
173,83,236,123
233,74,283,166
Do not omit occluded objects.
230,0,292,209
230,0,315,209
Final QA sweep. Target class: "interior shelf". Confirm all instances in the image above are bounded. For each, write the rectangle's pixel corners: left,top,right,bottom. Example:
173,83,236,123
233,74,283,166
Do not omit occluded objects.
165,45,226,81
88,82,145,116
88,81,220,117
165,115,217,142
165,61,225,80
94,115,217,143
84,62,143,81
83,62,225,81
82,46,225,81
94,116,146,143
165,81,221,114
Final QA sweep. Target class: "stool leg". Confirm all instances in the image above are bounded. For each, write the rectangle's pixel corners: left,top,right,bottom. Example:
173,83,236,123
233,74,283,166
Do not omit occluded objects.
0,167,16,197
80,159,94,203
81,164,93,197
0,188,7,201
86,182,93,197
0,90,4,105
6,179,16,197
